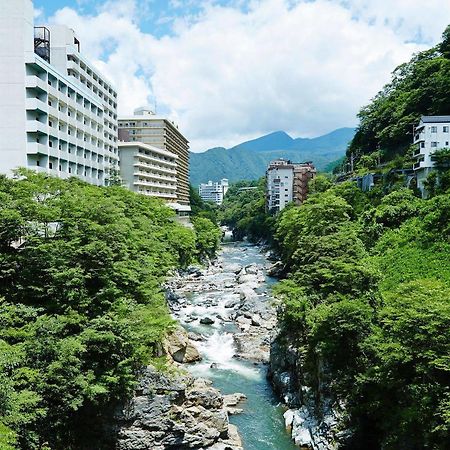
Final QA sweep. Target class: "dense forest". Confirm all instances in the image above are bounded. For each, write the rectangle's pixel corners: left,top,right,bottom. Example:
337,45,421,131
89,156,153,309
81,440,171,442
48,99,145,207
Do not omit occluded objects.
0,171,220,449
218,178,275,242
274,181,450,449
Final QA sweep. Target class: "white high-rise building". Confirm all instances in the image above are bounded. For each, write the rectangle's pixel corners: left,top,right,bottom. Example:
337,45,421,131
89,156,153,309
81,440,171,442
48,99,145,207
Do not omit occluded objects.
198,179,229,205
413,116,450,193
0,0,118,185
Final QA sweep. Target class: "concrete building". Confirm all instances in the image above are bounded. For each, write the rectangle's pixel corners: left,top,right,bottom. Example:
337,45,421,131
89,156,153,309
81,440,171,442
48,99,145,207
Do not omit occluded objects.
266,159,315,213
198,179,229,205
118,109,190,214
0,0,118,185
413,115,450,193
118,142,178,202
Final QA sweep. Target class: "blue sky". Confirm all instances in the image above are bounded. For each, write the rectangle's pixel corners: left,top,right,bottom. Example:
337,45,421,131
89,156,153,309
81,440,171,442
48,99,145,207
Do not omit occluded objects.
34,0,239,38
33,0,450,151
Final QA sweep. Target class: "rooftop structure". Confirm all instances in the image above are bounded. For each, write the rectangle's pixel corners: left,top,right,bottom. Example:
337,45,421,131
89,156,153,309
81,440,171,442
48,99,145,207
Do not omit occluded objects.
118,109,190,212
266,159,315,212
0,0,118,185
413,115,450,194
198,179,229,205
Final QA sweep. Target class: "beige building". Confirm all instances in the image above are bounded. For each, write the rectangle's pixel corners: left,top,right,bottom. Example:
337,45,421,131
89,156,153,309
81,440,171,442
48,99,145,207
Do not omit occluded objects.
118,108,190,214
118,142,178,202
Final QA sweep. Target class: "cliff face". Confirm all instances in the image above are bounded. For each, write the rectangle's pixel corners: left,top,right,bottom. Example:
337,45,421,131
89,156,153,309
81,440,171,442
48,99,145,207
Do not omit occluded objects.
115,367,243,450
268,335,350,450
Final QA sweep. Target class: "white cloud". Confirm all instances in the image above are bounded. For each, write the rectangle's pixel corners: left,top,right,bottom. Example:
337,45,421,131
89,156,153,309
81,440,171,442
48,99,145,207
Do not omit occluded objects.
49,0,450,151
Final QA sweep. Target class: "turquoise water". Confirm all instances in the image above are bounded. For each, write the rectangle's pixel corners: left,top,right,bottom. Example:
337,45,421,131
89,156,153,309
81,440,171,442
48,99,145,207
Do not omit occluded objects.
181,242,298,450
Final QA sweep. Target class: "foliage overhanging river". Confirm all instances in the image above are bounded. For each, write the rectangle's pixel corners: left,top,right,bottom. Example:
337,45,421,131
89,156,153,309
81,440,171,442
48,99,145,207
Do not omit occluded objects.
172,240,298,450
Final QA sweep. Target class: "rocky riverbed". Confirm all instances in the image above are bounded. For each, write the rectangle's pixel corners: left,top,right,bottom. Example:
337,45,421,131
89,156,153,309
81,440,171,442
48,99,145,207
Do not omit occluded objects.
116,242,299,450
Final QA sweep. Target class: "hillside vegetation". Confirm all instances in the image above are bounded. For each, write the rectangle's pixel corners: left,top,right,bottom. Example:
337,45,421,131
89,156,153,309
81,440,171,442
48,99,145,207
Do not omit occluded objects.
0,171,220,450
273,181,450,449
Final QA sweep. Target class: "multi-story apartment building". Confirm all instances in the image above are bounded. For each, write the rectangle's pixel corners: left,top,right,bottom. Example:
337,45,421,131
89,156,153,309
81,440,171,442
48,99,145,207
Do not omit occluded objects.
0,0,118,186
413,115,450,193
118,142,178,202
198,179,229,205
266,159,315,213
118,109,190,214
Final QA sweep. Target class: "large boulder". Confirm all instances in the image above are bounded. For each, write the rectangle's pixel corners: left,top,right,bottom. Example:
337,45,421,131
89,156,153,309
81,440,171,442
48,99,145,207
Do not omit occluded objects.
164,327,201,363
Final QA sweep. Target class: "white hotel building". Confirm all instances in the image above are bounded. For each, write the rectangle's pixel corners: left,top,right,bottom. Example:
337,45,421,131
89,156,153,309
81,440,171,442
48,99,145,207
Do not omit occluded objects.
198,179,229,205
413,115,450,193
0,0,118,185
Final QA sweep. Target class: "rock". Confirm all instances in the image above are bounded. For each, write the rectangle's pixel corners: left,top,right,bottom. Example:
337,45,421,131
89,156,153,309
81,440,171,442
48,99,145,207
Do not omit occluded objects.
188,331,205,342
225,298,240,308
116,369,240,450
238,273,259,285
224,263,242,274
186,266,203,277
223,393,247,407
267,261,284,277
251,315,261,327
239,287,258,301
164,327,201,363
185,379,224,409
200,316,215,325
245,264,259,274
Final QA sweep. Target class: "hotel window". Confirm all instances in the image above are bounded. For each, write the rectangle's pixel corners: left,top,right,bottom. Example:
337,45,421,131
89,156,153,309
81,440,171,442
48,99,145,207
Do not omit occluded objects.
431,142,438,147
431,126,438,133
49,162,53,169
444,126,449,132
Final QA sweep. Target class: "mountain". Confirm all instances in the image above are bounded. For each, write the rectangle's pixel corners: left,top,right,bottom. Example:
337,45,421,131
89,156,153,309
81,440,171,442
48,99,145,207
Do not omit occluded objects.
190,127,355,186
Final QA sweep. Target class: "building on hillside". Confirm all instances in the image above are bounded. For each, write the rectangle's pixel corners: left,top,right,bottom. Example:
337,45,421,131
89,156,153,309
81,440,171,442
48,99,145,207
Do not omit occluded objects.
118,108,190,216
266,159,316,213
198,179,229,205
118,142,178,202
413,116,450,194
0,0,118,185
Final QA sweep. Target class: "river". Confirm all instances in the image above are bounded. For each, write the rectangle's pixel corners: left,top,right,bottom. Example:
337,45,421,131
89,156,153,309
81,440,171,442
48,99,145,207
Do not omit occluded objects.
172,241,298,450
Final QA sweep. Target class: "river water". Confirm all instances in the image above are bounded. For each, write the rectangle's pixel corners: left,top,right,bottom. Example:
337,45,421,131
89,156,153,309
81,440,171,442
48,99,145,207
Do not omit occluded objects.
175,242,297,450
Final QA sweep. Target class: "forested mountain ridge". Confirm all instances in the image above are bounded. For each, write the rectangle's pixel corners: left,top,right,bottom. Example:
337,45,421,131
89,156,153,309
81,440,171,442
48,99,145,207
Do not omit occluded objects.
190,127,355,186
343,25,450,171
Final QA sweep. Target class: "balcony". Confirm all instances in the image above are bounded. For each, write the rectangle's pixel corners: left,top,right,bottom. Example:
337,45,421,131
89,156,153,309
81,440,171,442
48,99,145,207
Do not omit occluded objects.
133,171,176,183
26,98,48,113
26,120,48,134
413,160,426,170
138,191,177,199
413,132,425,144
26,143,48,155
134,179,176,190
